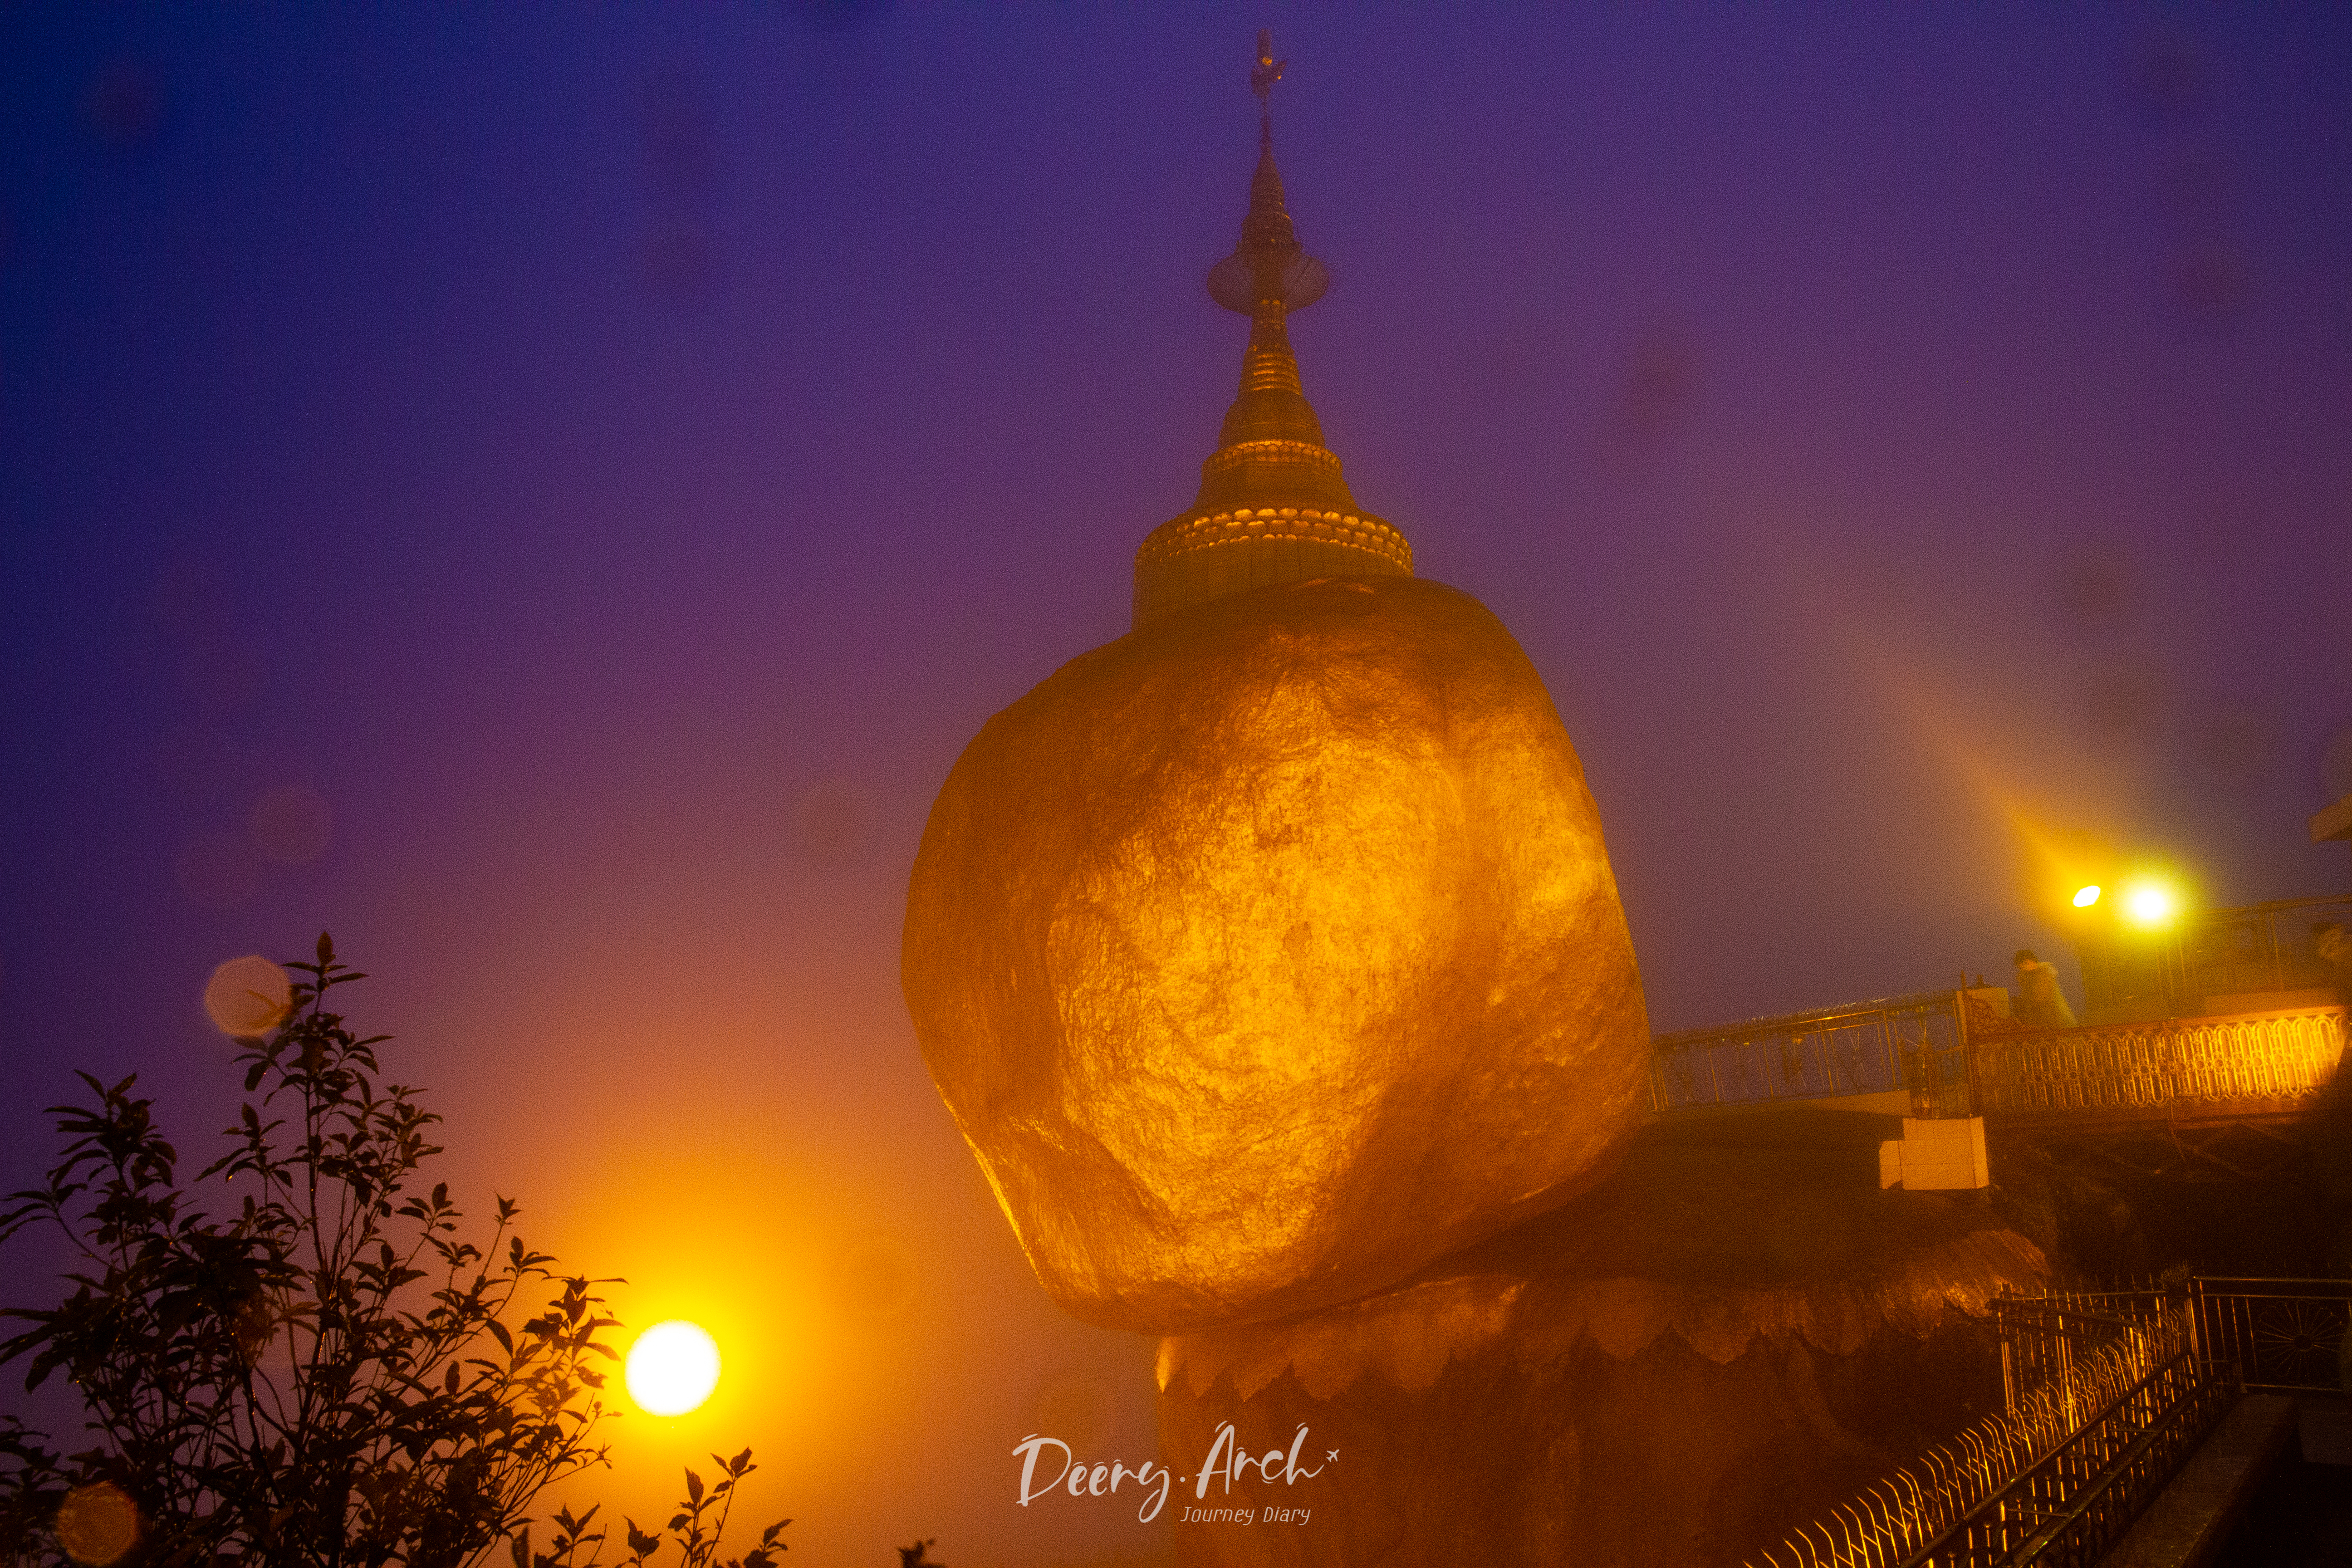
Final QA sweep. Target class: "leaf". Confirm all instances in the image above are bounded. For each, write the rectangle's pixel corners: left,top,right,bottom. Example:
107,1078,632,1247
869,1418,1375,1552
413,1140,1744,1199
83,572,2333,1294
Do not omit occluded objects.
488,1318,514,1355
684,1466,704,1504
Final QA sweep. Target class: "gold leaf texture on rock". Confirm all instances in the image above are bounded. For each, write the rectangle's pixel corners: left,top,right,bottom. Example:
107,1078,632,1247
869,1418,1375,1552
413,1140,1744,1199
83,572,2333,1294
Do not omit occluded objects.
902,575,1650,1333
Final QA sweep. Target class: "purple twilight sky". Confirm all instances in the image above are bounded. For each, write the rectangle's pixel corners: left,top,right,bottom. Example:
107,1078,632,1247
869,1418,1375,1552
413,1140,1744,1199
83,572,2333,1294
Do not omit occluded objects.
4,6,2350,1563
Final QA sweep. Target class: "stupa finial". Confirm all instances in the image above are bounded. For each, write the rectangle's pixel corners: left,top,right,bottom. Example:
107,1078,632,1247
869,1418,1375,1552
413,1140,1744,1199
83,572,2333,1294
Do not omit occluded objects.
1207,30,1326,324
1130,34,1412,628
1251,29,1285,146
1203,30,1329,438
1251,29,1284,101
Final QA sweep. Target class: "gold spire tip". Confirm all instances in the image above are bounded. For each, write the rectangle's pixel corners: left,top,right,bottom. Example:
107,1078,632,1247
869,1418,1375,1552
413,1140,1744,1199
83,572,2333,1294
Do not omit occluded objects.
1251,30,1285,106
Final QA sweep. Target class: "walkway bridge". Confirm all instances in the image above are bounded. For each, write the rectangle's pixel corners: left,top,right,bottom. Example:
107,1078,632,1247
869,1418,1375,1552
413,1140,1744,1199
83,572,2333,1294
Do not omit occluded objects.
1648,992,2346,1171
1647,975,2347,1181
1648,895,2352,1173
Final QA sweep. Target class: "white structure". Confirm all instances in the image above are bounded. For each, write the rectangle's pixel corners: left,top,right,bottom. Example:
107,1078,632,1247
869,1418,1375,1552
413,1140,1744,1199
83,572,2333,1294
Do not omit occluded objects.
1879,1116,1990,1190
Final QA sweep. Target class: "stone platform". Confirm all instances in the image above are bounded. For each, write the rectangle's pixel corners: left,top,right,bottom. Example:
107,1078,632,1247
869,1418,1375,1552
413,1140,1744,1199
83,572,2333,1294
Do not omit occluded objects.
1157,1111,2048,1567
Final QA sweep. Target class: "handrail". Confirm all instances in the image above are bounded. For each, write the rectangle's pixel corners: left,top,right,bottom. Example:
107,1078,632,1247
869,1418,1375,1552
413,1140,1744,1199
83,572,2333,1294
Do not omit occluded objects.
1747,1303,2188,1568
1657,998,2345,1119
1992,1301,2143,1333
1969,1005,2346,1118
1893,1347,2222,1568
1649,990,1971,1117
1652,991,1960,1050
1749,1276,2352,1567
1987,1360,2232,1568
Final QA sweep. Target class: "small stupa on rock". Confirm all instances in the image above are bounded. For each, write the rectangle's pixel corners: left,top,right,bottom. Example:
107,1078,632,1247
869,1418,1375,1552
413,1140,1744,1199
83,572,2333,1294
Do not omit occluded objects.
1132,37,1410,626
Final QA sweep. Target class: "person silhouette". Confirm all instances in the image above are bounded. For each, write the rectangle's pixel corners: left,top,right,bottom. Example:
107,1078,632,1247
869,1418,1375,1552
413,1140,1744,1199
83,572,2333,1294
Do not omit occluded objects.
2012,948,2078,1029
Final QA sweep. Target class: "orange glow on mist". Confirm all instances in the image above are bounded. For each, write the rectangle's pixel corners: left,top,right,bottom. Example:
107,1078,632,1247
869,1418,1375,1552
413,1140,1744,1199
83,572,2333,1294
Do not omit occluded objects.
1752,536,2138,922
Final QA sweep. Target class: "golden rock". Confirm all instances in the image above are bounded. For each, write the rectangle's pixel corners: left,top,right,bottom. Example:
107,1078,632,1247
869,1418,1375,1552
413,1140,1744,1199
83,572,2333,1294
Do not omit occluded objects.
902,575,1651,1333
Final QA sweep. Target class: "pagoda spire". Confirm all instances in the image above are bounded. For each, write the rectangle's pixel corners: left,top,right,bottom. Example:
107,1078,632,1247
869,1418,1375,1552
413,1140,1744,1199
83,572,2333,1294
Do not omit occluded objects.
1204,30,1330,450
1130,32,1412,628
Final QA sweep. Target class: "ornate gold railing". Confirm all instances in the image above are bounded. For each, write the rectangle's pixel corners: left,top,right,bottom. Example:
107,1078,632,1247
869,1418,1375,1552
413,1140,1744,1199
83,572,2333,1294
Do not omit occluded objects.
1965,1007,2347,1117
1652,997,2346,1124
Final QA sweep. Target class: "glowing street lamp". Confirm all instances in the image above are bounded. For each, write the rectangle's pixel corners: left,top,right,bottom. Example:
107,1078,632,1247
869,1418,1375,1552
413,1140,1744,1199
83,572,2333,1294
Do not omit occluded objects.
625,1321,721,1416
2122,879,2180,929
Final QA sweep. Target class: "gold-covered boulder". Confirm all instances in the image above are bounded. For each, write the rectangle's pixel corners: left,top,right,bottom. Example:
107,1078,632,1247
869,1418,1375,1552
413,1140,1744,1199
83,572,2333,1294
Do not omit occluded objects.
902,576,1650,1333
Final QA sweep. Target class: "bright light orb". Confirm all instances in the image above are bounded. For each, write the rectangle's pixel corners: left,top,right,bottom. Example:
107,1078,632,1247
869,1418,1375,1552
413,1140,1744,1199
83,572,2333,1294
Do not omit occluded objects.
2073,884,2102,909
625,1321,720,1416
2123,881,2178,927
204,956,292,1038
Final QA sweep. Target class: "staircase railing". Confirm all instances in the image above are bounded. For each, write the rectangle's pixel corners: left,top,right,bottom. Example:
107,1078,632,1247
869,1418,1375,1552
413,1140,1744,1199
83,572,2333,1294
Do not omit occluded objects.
1747,1301,2198,1568
1744,1277,2352,1568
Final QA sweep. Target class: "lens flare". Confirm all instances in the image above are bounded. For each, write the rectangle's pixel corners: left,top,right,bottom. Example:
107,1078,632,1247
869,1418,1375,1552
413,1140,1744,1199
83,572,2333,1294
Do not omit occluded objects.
55,1480,139,1565
2073,884,2102,908
2123,881,2179,927
204,956,292,1038
625,1320,720,1416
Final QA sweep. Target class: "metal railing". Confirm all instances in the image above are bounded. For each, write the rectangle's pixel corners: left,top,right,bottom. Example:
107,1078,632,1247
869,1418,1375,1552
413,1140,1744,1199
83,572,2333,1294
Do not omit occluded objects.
2190,1277,2352,1394
1966,1007,2347,1117
1748,1278,2352,1568
1922,1348,2234,1568
1747,1302,2203,1568
1648,992,1971,1117
1650,994,2346,1123
1992,1288,2168,1413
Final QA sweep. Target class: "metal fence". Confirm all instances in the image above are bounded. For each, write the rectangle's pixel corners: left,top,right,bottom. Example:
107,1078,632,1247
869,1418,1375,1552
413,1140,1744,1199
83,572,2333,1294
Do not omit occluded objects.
1919,1347,2234,1568
2190,1277,2352,1394
1649,992,1971,1117
1749,1278,2351,1568
1992,1288,2169,1413
1966,1007,2347,1117
1746,1302,2205,1568
1650,993,2346,1124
